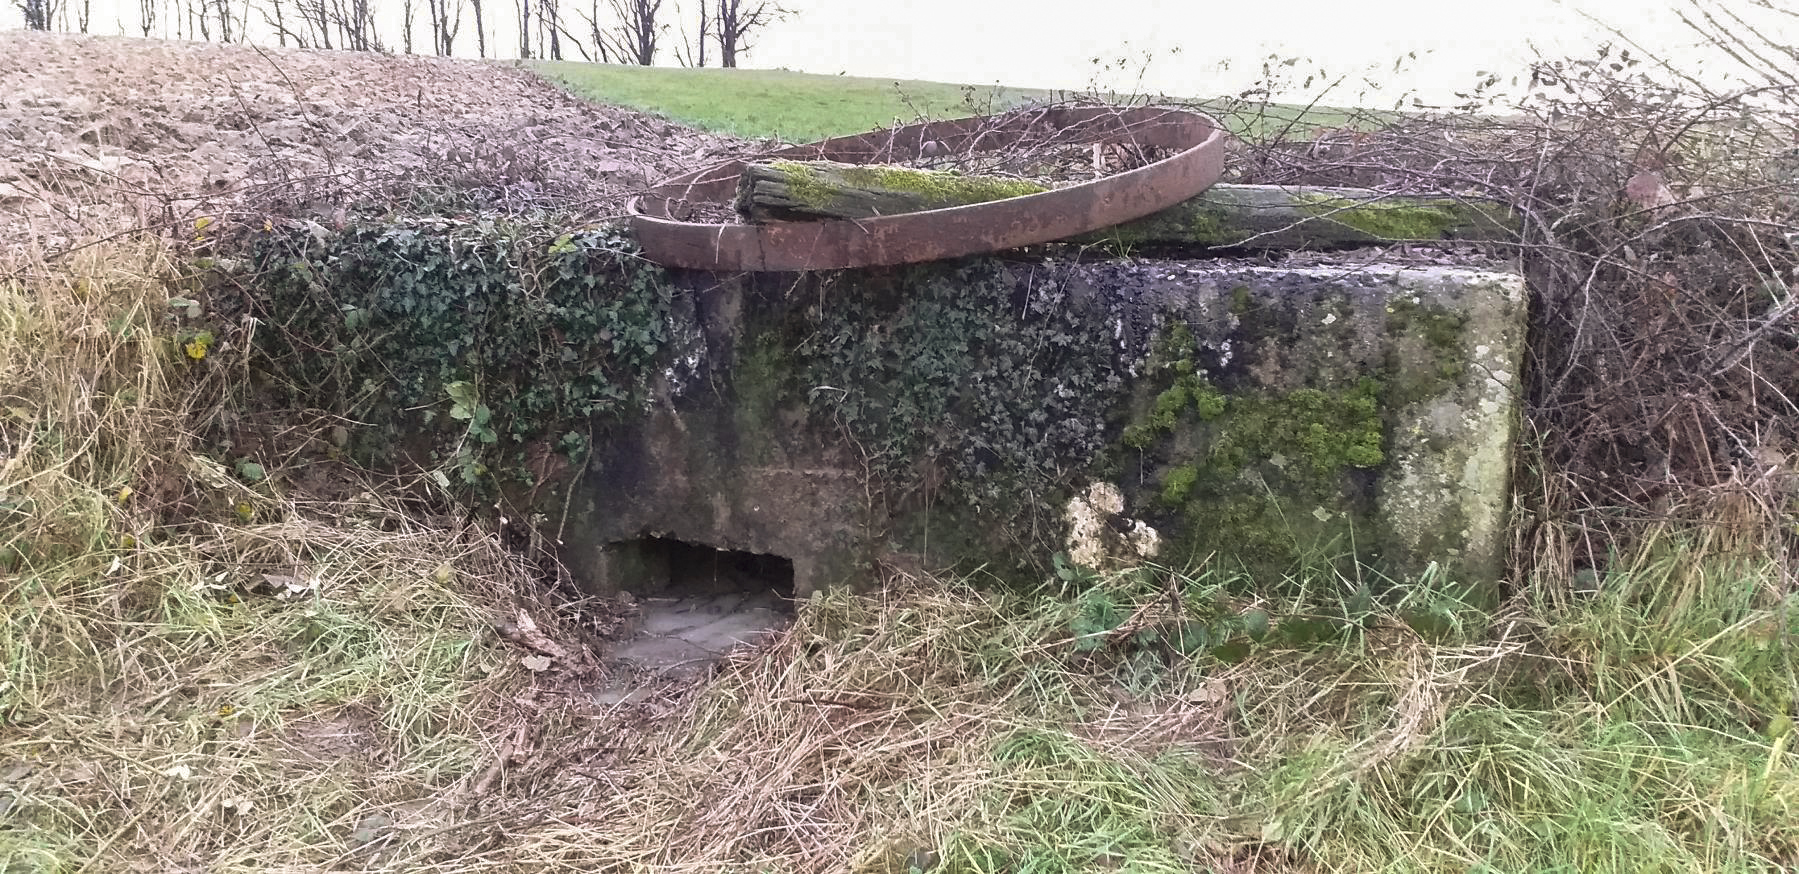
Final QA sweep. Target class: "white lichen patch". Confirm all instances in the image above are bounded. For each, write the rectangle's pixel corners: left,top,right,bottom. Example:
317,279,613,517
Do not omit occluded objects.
659,297,708,397
1064,482,1160,570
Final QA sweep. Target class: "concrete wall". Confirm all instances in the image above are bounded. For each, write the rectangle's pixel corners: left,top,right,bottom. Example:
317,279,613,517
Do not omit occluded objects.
557,253,1527,599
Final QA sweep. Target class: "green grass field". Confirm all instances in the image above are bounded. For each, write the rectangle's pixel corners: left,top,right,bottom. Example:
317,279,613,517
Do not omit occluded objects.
532,61,1055,142
531,60,1370,143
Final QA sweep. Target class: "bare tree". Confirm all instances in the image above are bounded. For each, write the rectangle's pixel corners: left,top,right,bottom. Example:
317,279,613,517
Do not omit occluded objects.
75,0,89,31
292,0,330,47
536,0,564,59
672,0,708,67
426,0,462,55
576,0,618,62
550,0,563,58
550,14,589,59
136,0,154,34
259,0,309,45
211,0,232,41
324,0,378,50
16,0,62,30
516,0,530,57
596,0,661,65
400,0,415,51
714,0,784,68
469,0,485,56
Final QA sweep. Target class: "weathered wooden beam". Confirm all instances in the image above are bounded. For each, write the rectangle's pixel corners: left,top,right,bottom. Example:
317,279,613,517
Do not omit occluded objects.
735,159,1519,249
734,159,1049,223
1074,184,1519,250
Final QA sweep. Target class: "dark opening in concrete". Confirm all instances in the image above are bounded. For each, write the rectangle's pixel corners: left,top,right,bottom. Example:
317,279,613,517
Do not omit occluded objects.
598,537,797,687
607,535,796,602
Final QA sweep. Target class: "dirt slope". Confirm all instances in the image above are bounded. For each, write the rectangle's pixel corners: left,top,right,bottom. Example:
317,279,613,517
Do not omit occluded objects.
0,31,740,254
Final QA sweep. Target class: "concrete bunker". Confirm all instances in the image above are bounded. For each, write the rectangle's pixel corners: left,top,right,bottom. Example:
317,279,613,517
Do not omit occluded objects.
555,255,1529,601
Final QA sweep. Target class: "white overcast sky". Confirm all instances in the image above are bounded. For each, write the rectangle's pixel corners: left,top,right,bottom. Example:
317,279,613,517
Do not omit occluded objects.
8,0,1795,105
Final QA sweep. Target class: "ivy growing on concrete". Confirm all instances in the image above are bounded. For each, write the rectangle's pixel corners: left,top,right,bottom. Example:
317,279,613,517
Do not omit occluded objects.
219,218,671,493
796,259,1129,520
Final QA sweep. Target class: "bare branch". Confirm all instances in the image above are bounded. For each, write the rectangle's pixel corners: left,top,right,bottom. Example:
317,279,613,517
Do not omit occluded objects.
714,0,785,67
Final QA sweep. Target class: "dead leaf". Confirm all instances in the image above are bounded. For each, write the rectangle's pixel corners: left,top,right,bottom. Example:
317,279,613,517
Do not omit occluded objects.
513,611,573,662
1625,170,1675,209
520,655,552,672
185,454,238,490
1186,677,1231,705
262,573,314,599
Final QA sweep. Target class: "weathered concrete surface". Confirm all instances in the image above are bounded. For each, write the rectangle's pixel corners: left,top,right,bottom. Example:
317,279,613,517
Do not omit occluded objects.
606,589,791,682
556,254,1526,599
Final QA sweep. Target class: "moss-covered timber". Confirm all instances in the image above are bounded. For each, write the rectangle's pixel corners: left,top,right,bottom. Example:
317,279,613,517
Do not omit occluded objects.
1085,186,1519,250
733,159,1518,250
735,160,1049,222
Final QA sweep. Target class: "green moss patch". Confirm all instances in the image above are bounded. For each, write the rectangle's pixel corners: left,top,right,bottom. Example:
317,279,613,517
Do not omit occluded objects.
766,160,1047,212
1383,297,1471,407
1121,321,1388,579
1294,194,1501,241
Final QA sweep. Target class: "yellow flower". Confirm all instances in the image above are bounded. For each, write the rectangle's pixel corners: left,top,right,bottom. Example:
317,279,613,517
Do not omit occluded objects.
116,485,133,504
181,331,215,361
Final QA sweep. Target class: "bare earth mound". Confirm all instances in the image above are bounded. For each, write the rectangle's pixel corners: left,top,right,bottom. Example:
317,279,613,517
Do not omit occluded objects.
0,31,740,254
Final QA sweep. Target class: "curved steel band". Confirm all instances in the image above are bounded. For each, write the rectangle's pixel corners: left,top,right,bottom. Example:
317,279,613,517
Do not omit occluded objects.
628,105,1229,271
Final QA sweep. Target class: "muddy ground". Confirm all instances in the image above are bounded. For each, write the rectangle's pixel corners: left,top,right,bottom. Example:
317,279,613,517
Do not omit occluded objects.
0,31,745,255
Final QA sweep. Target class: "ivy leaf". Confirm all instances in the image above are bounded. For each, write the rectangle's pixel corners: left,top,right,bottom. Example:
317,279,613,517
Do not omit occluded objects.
235,460,266,483
1171,620,1211,655
1242,608,1271,641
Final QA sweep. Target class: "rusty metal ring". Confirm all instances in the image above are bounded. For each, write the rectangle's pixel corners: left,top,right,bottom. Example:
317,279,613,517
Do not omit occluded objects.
628,105,1229,271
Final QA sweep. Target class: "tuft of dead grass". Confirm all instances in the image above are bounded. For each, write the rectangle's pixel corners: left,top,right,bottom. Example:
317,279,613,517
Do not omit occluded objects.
0,241,569,871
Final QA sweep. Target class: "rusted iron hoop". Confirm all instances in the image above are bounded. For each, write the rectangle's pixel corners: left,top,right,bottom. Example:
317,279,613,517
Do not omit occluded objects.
628,105,1229,272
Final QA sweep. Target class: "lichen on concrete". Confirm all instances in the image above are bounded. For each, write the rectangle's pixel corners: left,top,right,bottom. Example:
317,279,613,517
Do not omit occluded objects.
1374,269,1527,600
1124,362,1389,577
1100,261,1524,591
1064,482,1159,570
